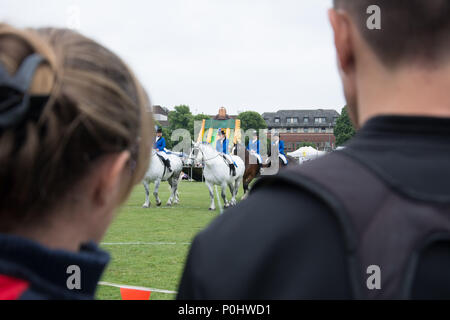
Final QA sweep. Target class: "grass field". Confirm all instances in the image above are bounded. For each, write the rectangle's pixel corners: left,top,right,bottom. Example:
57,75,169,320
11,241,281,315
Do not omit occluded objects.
95,180,244,300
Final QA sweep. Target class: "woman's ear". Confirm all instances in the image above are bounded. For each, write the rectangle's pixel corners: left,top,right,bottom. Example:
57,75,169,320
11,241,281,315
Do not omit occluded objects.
93,151,131,207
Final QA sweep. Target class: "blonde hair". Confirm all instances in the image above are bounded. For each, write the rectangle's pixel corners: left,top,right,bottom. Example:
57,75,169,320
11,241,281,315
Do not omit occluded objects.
0,24,153,229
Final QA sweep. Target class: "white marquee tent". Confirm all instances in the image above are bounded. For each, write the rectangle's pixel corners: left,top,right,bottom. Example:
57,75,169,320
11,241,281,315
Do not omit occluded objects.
288,146,326,162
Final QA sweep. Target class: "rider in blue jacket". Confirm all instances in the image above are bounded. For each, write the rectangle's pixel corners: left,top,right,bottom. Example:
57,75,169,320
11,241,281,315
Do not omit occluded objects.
272,132,288,165
154,127,166,152
216,129,229,154
216,128,236,176
247,130,262,164
154,126,171,171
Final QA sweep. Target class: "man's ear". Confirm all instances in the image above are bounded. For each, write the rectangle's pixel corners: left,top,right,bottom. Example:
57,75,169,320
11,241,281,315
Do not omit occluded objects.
93,151,131,207
328,8,355,74
329,8,360,128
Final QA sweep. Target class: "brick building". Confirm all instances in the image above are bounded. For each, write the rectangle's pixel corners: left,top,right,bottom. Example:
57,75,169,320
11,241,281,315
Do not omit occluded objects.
153,105,170,127
262,109,340,151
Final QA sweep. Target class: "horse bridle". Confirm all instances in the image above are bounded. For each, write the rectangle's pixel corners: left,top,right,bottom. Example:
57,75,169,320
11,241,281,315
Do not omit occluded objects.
189,145,221,164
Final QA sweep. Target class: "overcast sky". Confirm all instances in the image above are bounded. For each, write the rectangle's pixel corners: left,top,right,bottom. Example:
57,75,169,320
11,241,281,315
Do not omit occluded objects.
1,0,346,115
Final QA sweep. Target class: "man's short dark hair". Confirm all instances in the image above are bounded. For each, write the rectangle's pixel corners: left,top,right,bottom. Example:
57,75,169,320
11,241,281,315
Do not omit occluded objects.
333,0,450,67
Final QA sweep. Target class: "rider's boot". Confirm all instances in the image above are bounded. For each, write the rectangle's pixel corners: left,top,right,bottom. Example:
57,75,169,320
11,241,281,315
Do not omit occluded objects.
164,159,172,172
229,163,236,176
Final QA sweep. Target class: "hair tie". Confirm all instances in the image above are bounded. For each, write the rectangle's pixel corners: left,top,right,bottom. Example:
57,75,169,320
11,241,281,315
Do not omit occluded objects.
0,53,47,129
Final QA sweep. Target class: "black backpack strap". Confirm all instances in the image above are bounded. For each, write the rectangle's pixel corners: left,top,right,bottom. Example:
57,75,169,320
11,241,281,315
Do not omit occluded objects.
252,152,367,298
253,151,450,299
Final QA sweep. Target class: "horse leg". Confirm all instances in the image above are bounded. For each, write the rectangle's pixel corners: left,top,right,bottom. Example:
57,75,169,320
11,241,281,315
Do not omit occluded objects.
172,179,180,205
243,181,249,194
233,178,241,205
167,175,179,206
227,183,236,206
153,179,162,207
142,181,151,208
205,181,215,211
222,183,229,208
166,177,174,206
228,183,234,205
242,171,250,194
175,171,181,204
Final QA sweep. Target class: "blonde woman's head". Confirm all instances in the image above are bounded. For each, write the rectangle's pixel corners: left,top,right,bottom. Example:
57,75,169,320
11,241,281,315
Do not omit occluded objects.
0,24,153,244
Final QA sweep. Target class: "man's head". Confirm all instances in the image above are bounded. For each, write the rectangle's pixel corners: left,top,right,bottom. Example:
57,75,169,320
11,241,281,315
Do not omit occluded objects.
156,126,163,137
329,0,450,127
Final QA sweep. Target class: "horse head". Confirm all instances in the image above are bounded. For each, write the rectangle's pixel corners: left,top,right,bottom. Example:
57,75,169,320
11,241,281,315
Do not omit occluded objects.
186,141,204,166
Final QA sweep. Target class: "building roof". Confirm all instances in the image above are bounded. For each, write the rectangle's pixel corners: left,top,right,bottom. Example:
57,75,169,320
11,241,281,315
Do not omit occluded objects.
262,109,340,128
153,105,169,116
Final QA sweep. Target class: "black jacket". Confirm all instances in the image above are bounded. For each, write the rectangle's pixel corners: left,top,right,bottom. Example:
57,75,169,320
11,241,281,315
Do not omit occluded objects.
0,233,109,300
177,116,450,299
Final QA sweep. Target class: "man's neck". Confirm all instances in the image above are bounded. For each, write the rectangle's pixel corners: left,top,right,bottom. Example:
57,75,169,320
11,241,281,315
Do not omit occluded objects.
357,62,450,127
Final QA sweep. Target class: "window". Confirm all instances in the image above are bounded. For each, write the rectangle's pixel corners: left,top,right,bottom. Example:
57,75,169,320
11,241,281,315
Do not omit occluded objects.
274,118,280,123
304,128,308,133
333,117,338,124
314,128,319,133
314,117,327,123
315,117,328,124
303,117,309,123
321,127,326,133
292,128,298,133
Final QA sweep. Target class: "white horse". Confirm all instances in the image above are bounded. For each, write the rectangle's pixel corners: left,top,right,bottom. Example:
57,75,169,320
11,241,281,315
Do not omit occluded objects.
142,150,183,208
187,142,244,210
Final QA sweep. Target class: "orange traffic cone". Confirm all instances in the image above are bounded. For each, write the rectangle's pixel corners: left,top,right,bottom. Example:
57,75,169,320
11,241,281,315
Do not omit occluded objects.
120,287,151,300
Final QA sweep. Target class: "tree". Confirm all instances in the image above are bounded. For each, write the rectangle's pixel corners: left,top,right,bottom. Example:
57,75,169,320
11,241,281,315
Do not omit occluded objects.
237,111,267,133
237,111,267,147
168,105,193,132
190,114,209,136
193,113,211,122
167,105,194,146
334,106,356,146
163,106,214,147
